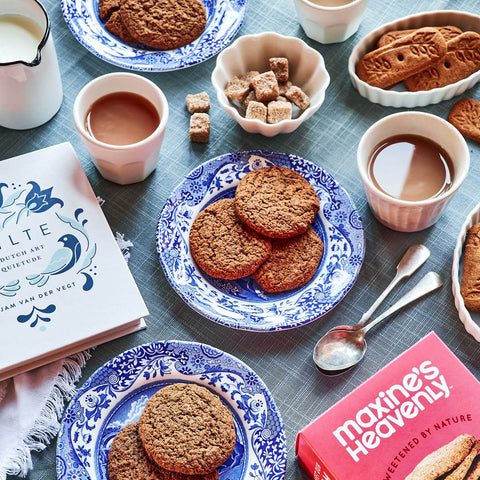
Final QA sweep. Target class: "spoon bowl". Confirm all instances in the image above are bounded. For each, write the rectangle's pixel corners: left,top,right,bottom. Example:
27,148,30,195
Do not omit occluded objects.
313,271,443,375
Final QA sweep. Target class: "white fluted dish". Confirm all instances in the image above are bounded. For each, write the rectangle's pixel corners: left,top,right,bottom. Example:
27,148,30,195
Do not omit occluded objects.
349,10,480,107
211,32,330,136
452,204,480,342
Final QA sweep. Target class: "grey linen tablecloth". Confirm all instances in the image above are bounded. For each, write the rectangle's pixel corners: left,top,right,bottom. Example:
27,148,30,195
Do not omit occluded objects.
2,0,480,478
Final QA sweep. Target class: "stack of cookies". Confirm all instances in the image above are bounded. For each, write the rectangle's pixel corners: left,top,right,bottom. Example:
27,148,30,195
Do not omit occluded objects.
108,383,236,480
357,25,480,91
189,159,324,293
98,0,207,50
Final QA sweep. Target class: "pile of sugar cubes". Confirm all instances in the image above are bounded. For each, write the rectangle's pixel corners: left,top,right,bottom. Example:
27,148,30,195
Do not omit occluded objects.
224,57,310,124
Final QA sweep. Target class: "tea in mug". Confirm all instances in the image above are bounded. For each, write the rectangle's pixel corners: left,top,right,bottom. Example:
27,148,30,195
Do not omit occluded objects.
0,14,43,64
368,134,454,202
85,92,160,146
307,0,354,6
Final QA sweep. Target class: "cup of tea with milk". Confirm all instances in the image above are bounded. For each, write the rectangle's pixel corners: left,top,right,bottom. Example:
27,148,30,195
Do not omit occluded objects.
357,112,470,232
0,0,63,129
73,72,169,185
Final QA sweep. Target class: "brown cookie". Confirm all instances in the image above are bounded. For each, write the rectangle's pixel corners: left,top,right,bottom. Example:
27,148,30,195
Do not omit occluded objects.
465,454,480,480
105,10,138,43
356,27,447,89
138,383,236,475
448,98,480,143
189,198,271,280
405,434,476,480
377,26,462,48
120,0,207,50
404,32,480,91
234,165,320,238
253,226,324,293
108,422,219,480
444,441,480,480
98,0,123,20
460,223,480,311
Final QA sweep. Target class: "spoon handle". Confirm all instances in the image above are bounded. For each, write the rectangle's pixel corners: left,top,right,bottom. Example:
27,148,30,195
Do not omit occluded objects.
358,244,430,326
362,272,443,334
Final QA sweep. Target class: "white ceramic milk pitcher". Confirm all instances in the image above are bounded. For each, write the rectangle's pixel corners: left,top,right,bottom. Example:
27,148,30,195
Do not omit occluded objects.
0,0,63,129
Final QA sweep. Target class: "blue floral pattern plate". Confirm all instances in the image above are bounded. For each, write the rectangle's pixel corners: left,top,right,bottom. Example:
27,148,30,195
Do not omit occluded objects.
56,340,286,480
156,151,365,331
61,0,248,71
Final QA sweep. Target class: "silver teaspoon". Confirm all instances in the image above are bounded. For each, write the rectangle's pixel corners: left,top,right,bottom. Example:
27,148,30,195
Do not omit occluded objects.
313,271,443,375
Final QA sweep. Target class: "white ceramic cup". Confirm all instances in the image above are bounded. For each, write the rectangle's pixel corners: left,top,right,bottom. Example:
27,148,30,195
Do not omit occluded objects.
292,0,369,44
0,0,63,130
357,112,470,232
73,73,169,185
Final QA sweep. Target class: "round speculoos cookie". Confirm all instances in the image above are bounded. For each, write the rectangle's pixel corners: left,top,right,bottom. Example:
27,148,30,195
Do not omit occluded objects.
253,226,324,293
235,166,320,238
138,383,236,475
189,198,271,280
120,0,207,50
108,422,220,480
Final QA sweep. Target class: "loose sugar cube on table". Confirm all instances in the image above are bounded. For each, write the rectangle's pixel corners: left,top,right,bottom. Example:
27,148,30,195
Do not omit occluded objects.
189,113,210,143
186,92,210,114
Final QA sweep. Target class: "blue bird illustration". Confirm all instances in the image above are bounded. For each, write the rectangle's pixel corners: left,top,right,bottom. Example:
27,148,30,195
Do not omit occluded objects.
27,234,82,287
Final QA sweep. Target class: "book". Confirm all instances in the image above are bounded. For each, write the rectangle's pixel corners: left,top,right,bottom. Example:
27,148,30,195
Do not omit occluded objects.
296,332,480,480
0,142,148,381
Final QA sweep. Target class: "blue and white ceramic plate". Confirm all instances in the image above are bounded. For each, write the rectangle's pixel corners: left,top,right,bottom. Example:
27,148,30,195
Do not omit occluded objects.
156,151,365,331
57,340,286,480
61,0,248,71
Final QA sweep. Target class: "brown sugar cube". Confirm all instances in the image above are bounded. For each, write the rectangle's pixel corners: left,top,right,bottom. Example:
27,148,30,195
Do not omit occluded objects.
242,90,257,111
252,71,279,103
186,92,210,114
269,57,289,83
285,85,310,110
224,76,250,103
275,96,289,102
267,100,292,124
189,113,210,143
240,70,260,88
245,101,267,122
278,81,292,96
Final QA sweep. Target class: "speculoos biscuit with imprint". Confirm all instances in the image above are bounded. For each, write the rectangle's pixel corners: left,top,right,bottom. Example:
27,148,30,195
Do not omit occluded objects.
460,223,480,312
253,226,324,293
356,27,447,89
234,165,320,239
108,422,219,480
376,25,462,48
404,434,476,480
404,31,480,91
120,0,207,50
138,383,236,475
448,98,480,143
189,198,271,280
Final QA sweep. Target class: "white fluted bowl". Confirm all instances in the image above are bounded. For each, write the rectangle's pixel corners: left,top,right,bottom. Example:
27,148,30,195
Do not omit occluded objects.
349,10,480,107
211,32,330,136
452,204,480,342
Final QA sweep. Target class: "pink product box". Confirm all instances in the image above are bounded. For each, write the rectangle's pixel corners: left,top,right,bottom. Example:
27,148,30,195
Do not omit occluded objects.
296,332,480,480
